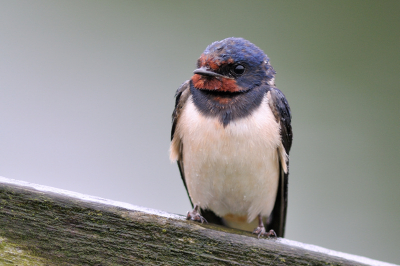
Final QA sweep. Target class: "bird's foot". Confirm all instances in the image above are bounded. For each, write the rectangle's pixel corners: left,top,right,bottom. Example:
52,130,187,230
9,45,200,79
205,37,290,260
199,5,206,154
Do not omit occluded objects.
253,226,277,239
186,205,208,224
253,214,277,238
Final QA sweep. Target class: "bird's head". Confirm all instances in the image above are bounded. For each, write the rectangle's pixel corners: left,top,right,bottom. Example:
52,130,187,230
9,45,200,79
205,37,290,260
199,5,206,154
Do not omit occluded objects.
191,37,276,93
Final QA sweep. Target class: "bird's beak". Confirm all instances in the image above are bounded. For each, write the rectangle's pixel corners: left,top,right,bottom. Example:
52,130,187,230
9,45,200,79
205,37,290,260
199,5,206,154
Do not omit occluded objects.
193,67,226,79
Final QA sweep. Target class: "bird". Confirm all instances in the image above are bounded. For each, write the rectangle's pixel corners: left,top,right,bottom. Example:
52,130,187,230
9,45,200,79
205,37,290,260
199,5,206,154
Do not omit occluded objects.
170,37,292,238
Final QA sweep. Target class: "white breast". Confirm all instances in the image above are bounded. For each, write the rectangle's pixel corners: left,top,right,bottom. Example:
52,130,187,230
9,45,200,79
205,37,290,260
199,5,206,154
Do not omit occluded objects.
172,93,282,223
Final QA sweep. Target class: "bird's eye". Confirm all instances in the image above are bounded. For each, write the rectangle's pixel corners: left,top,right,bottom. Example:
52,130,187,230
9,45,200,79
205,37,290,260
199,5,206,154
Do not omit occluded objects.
232,64,245,75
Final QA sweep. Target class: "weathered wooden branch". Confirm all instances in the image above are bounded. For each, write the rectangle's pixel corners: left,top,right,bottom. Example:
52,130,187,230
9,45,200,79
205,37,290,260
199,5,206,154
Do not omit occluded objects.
0,176,396,266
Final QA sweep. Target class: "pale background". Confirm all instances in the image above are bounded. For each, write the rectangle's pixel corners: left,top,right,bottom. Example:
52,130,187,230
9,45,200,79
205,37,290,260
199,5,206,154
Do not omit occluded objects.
1,1,399,264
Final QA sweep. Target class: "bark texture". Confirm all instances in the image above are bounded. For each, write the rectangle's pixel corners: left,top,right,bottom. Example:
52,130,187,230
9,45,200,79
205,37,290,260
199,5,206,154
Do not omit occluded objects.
0,178,392,266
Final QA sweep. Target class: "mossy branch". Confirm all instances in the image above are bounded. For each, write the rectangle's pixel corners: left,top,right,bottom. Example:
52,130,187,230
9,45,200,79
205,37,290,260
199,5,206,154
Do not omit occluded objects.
0,177,396,266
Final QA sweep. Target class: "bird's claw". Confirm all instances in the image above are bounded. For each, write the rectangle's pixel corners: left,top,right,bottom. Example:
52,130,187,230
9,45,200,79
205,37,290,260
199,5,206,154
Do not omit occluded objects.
253,227,277,239
186,210,208,224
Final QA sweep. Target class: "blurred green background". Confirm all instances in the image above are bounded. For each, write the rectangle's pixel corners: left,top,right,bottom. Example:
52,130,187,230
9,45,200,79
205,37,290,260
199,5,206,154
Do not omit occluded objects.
1,1,399,264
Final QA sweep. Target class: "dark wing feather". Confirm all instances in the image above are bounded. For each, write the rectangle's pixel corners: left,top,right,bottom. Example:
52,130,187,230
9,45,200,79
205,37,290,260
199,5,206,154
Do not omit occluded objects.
267,88,293,237
171,81,191,201
171,81,189,141
171,80,224,224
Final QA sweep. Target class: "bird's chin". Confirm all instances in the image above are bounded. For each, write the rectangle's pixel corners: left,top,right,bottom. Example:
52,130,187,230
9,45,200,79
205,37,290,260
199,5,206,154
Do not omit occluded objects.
195,86,250,94
194,86,221,92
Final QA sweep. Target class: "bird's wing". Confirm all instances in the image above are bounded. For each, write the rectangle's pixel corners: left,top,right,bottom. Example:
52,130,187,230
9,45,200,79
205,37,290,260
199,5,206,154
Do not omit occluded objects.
171,80,223,225
171,80,190,141
171,80,191,201
267,87,293,237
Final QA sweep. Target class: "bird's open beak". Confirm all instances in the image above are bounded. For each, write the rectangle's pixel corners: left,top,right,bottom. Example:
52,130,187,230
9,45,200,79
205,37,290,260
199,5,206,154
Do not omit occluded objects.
193,67,226,79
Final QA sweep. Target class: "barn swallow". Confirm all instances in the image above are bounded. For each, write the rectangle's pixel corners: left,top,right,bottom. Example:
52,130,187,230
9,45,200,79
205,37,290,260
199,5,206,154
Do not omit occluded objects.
170,37,292,238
